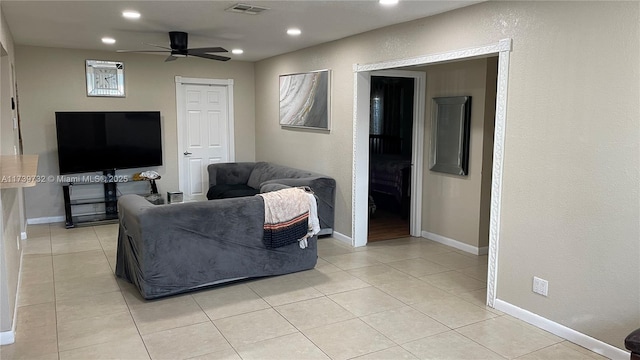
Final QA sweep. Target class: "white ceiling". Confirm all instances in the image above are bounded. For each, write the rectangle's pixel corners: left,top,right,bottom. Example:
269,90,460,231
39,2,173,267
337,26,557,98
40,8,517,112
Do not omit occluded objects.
1,1,481,62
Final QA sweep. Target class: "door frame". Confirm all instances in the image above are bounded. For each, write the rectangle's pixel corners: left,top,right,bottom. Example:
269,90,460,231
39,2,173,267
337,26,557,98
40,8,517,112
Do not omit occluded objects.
353,39,512,308
367,70,426,238
175,76,235,197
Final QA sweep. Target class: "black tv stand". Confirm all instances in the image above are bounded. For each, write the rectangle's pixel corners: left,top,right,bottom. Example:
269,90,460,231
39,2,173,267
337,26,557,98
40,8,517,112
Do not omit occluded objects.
103,170,118,216
62,170,155,228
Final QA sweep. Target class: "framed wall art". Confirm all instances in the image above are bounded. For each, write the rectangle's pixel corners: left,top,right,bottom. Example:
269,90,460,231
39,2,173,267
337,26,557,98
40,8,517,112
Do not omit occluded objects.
279,69,330,130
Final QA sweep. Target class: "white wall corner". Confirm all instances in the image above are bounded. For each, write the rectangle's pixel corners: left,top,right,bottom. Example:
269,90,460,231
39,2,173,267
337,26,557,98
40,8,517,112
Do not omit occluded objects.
330,231,353,247
494,299,630,360
421,231,486,256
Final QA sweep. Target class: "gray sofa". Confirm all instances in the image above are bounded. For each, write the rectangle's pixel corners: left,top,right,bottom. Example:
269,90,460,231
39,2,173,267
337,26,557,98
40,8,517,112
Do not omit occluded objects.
207,162,336,235
115,194,318,299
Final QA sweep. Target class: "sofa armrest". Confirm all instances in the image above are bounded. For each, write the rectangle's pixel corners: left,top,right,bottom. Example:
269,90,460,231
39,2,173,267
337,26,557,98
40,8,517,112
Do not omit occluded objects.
118,193,156,212
207,162,257,188
260,183,291,193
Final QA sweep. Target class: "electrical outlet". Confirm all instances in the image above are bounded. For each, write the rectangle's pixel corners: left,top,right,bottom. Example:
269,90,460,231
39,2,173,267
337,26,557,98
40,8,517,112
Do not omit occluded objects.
533,276,549,296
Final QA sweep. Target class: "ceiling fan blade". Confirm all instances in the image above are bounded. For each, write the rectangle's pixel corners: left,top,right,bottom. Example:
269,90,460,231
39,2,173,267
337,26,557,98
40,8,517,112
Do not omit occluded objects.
142,42,172,50
117,49,171,53
189,53,231,62
187,47,228,54
165,55,178,62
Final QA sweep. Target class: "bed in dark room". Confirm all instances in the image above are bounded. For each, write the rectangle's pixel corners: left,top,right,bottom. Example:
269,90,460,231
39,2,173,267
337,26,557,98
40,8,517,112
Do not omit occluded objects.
369,134,411,219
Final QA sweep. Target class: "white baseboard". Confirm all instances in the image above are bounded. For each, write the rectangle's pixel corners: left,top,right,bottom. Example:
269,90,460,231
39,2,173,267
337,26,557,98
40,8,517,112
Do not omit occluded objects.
494,299,629,360
0,330,15,345
1,247,24,346
27,216,65,225
421,231,488,255
0,276,19,345
331,231,353,247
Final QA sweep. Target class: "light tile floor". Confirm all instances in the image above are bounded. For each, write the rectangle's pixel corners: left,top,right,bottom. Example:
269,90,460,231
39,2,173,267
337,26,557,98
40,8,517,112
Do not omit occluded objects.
1,223,609,360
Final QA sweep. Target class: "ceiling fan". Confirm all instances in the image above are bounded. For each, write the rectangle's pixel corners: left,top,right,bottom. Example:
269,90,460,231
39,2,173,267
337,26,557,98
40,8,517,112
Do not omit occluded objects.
118,31,230,62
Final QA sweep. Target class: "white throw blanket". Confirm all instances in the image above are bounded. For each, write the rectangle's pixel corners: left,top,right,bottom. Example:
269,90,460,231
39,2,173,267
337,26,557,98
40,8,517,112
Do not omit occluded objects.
303,192,320,248
258,187,320,249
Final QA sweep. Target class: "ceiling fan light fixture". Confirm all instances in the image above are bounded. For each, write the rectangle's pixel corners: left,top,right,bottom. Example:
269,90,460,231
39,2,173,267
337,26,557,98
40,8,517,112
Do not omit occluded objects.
101,37,116,45
122,10,141,19
232,49,244,55
287,28,301,36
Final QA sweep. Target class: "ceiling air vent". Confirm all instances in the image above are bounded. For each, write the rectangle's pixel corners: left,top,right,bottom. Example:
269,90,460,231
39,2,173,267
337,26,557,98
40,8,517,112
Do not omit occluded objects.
225,3,270,15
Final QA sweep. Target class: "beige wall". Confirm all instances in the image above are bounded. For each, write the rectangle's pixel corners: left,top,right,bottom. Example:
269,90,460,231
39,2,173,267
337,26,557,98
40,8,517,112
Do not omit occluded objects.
255,50,355,236
0,7,22,335
417,58,496,249
15,46,256,220
255,1,639,348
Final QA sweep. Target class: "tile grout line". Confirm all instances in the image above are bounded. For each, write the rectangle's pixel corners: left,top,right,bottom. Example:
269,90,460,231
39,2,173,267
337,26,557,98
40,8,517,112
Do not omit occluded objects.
47,225,62,358
190,291,241,359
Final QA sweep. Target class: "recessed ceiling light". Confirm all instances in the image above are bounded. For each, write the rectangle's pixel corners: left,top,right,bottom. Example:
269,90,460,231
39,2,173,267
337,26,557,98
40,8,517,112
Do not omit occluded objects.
287,28,301,36
379,0,399,5
122,10,141,19
101,37,116,45
231,49,244,55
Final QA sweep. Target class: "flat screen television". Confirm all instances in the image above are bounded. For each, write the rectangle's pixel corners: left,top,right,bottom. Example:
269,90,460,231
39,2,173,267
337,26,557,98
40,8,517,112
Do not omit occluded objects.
55,111,162,175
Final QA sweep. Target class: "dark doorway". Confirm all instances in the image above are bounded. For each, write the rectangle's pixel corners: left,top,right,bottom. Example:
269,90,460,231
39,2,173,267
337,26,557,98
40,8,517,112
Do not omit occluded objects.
368,76,414,242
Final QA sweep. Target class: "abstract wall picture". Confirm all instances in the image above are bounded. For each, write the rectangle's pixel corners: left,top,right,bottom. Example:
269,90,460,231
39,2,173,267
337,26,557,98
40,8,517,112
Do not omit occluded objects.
279,70,330,130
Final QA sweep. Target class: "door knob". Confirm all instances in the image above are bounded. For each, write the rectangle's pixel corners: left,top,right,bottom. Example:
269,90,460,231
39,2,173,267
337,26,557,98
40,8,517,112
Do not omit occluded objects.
184,151,192,156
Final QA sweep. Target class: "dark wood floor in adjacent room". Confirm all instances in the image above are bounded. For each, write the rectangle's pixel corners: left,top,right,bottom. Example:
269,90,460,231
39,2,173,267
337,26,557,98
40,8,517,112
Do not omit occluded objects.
368,209,410,242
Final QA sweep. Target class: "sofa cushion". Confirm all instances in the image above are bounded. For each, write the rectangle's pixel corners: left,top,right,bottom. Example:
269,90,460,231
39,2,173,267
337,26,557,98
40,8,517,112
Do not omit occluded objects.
246,162,273,189
206,184,259,200
215,163,255,186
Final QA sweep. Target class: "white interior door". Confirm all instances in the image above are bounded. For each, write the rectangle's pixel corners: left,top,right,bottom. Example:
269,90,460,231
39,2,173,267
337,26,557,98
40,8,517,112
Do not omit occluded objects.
176,77,235,201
